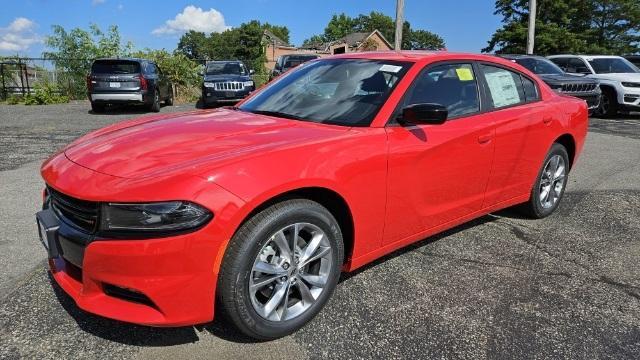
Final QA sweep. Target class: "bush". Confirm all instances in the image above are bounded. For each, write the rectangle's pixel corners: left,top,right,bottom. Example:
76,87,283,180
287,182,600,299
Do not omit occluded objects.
6,95,23,105
23,83,69,105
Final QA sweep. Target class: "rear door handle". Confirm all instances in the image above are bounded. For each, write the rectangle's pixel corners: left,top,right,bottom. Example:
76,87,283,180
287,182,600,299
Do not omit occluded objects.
478,133,493,144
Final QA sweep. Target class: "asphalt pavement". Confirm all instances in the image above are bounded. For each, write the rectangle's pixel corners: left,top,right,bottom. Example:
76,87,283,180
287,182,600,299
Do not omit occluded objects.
0,102,639,359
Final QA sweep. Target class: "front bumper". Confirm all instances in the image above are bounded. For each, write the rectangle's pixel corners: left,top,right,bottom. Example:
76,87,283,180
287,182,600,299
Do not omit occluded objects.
562,92,601,110
39,154,247,326
202,87,253,104
618,86,640,109
39,206,218,326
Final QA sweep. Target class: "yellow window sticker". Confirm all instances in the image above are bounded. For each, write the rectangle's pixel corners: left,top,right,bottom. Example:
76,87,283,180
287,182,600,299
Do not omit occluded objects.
456,68,474,81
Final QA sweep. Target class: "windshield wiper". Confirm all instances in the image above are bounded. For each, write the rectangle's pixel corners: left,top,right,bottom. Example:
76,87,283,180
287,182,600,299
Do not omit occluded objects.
248,110,303,121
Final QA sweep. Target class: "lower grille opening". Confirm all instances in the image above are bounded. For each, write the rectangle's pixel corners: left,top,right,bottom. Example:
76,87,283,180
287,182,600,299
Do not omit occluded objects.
103,283,157,308
64,259,83,283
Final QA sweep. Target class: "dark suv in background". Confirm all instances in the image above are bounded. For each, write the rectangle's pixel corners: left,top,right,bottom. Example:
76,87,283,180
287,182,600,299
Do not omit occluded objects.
270,54,320,80
201,60,255,107
500,55,601,114
87,58,173,113
625,55,640,68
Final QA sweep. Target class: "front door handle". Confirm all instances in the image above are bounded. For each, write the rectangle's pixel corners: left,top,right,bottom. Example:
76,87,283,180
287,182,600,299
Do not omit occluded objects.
478,133,493,144
543,117,553,124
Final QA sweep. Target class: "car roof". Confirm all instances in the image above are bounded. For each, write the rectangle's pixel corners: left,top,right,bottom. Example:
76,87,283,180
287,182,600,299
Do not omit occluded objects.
498,54,547,60
207,60,244,63
548,54,624,59
325,51,522,66
93,58,148,63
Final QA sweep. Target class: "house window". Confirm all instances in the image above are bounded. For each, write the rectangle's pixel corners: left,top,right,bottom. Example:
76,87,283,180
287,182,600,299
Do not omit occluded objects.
333,46,346,54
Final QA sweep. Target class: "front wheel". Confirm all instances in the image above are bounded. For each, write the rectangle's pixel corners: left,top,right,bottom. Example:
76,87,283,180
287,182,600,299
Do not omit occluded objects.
217,199,344,340
598,88,618,118
519,143,569,218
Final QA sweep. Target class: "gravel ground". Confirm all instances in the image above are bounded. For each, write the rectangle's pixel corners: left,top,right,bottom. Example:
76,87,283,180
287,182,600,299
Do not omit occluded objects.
0,102,639,359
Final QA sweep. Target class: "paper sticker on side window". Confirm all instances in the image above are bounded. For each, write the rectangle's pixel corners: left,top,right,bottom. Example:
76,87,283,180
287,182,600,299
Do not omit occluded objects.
455,68,474,81
379,64,402,73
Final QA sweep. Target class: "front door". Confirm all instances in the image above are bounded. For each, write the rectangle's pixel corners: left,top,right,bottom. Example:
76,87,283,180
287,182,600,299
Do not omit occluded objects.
383,62,495,245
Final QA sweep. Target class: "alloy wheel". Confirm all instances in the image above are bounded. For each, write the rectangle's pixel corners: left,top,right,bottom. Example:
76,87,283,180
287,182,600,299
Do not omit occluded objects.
539,154,566,209
249,222,333,322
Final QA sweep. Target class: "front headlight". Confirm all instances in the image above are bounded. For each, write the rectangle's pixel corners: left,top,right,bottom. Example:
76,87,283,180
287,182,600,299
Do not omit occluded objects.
621,82,640,88
203,82,215,88
243,80,254,88
100,201,212,234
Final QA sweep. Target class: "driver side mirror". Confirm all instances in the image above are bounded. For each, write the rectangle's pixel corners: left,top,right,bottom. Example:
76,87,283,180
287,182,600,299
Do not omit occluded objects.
399,103,448,125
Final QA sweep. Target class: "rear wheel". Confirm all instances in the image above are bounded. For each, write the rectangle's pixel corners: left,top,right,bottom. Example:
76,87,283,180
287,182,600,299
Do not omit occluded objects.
90,102,105,113
217,199,344,340
598,88,618,118
148,89,160,112
519,143,569,218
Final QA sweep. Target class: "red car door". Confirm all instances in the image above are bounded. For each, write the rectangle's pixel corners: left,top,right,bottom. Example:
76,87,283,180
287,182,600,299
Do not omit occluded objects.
476,64,550,206
383,62,495,245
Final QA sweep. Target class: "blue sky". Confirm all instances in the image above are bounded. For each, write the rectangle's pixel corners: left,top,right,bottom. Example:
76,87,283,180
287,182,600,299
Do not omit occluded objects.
0,0,502,57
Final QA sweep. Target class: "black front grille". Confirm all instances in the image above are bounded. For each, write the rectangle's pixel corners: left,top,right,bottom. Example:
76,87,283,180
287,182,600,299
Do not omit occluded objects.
47,187,99,233
561,83,597,93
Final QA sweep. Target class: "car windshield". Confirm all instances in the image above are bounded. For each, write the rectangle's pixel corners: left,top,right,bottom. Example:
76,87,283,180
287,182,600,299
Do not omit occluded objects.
283,56,318,70
515,58,564,75
587,58,639,74
206,62,246,75
91,61,140,74
239,59,411,127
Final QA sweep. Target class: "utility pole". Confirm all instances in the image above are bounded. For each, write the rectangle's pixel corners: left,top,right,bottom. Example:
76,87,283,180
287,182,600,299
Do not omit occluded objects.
394,0,404,51
526,0,537,54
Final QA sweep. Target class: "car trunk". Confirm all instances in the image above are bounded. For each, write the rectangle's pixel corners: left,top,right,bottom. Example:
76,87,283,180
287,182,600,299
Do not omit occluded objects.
89,60,143,93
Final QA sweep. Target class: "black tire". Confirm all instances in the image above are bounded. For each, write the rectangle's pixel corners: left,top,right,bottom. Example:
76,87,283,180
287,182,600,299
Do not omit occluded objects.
148,89,160,112
165,90,174,106
598,88,618,118
519,143,570,218
217,199,344,340
90,102,105,113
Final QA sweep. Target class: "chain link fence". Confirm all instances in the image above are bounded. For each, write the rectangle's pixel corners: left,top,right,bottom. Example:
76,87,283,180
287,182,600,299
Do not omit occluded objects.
1,57,270,102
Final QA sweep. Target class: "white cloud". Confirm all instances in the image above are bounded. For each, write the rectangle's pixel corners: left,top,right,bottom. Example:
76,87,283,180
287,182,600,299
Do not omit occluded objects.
92,0,106,5
152,5,229,36
0,17,40,53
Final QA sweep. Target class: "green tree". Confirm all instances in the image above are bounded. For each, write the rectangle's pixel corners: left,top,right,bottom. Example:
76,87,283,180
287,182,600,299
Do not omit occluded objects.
303,12,445,50
408,30,446,50
176,30,208,59
484,0,640,55
43,24,133,98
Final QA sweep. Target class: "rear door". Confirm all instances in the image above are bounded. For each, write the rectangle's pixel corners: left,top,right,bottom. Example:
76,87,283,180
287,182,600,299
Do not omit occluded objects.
477,63,550,206
90,60,142,93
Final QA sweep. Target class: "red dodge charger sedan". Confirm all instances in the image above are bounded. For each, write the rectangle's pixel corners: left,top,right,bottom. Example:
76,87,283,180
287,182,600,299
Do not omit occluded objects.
37,52,587,339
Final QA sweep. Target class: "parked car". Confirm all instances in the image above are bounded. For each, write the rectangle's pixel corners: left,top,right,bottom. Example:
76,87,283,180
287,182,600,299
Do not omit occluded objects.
500,55,601,114
270,54,320,80
548,55,640,117
624,55,640,68
202,60,255,107
38,52,587,340
87,58,173,113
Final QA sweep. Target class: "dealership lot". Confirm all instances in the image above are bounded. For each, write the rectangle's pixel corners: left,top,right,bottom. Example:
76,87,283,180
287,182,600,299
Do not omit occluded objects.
1,103,639,359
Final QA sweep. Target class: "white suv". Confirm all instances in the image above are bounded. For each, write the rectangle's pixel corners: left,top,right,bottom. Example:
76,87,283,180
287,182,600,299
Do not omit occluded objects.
547,55,640,117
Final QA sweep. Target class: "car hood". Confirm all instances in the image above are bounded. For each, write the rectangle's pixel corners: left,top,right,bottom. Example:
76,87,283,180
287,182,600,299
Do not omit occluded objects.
64,109,350,179
203,74,250,82
587,73,640,82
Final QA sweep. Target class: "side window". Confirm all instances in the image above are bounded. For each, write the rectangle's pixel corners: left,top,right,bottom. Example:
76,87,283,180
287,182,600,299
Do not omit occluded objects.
521,76,539,102
404,63,480,118
479,64,525,109
567,58,590,74
549,58,568,71
147,63,157,75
